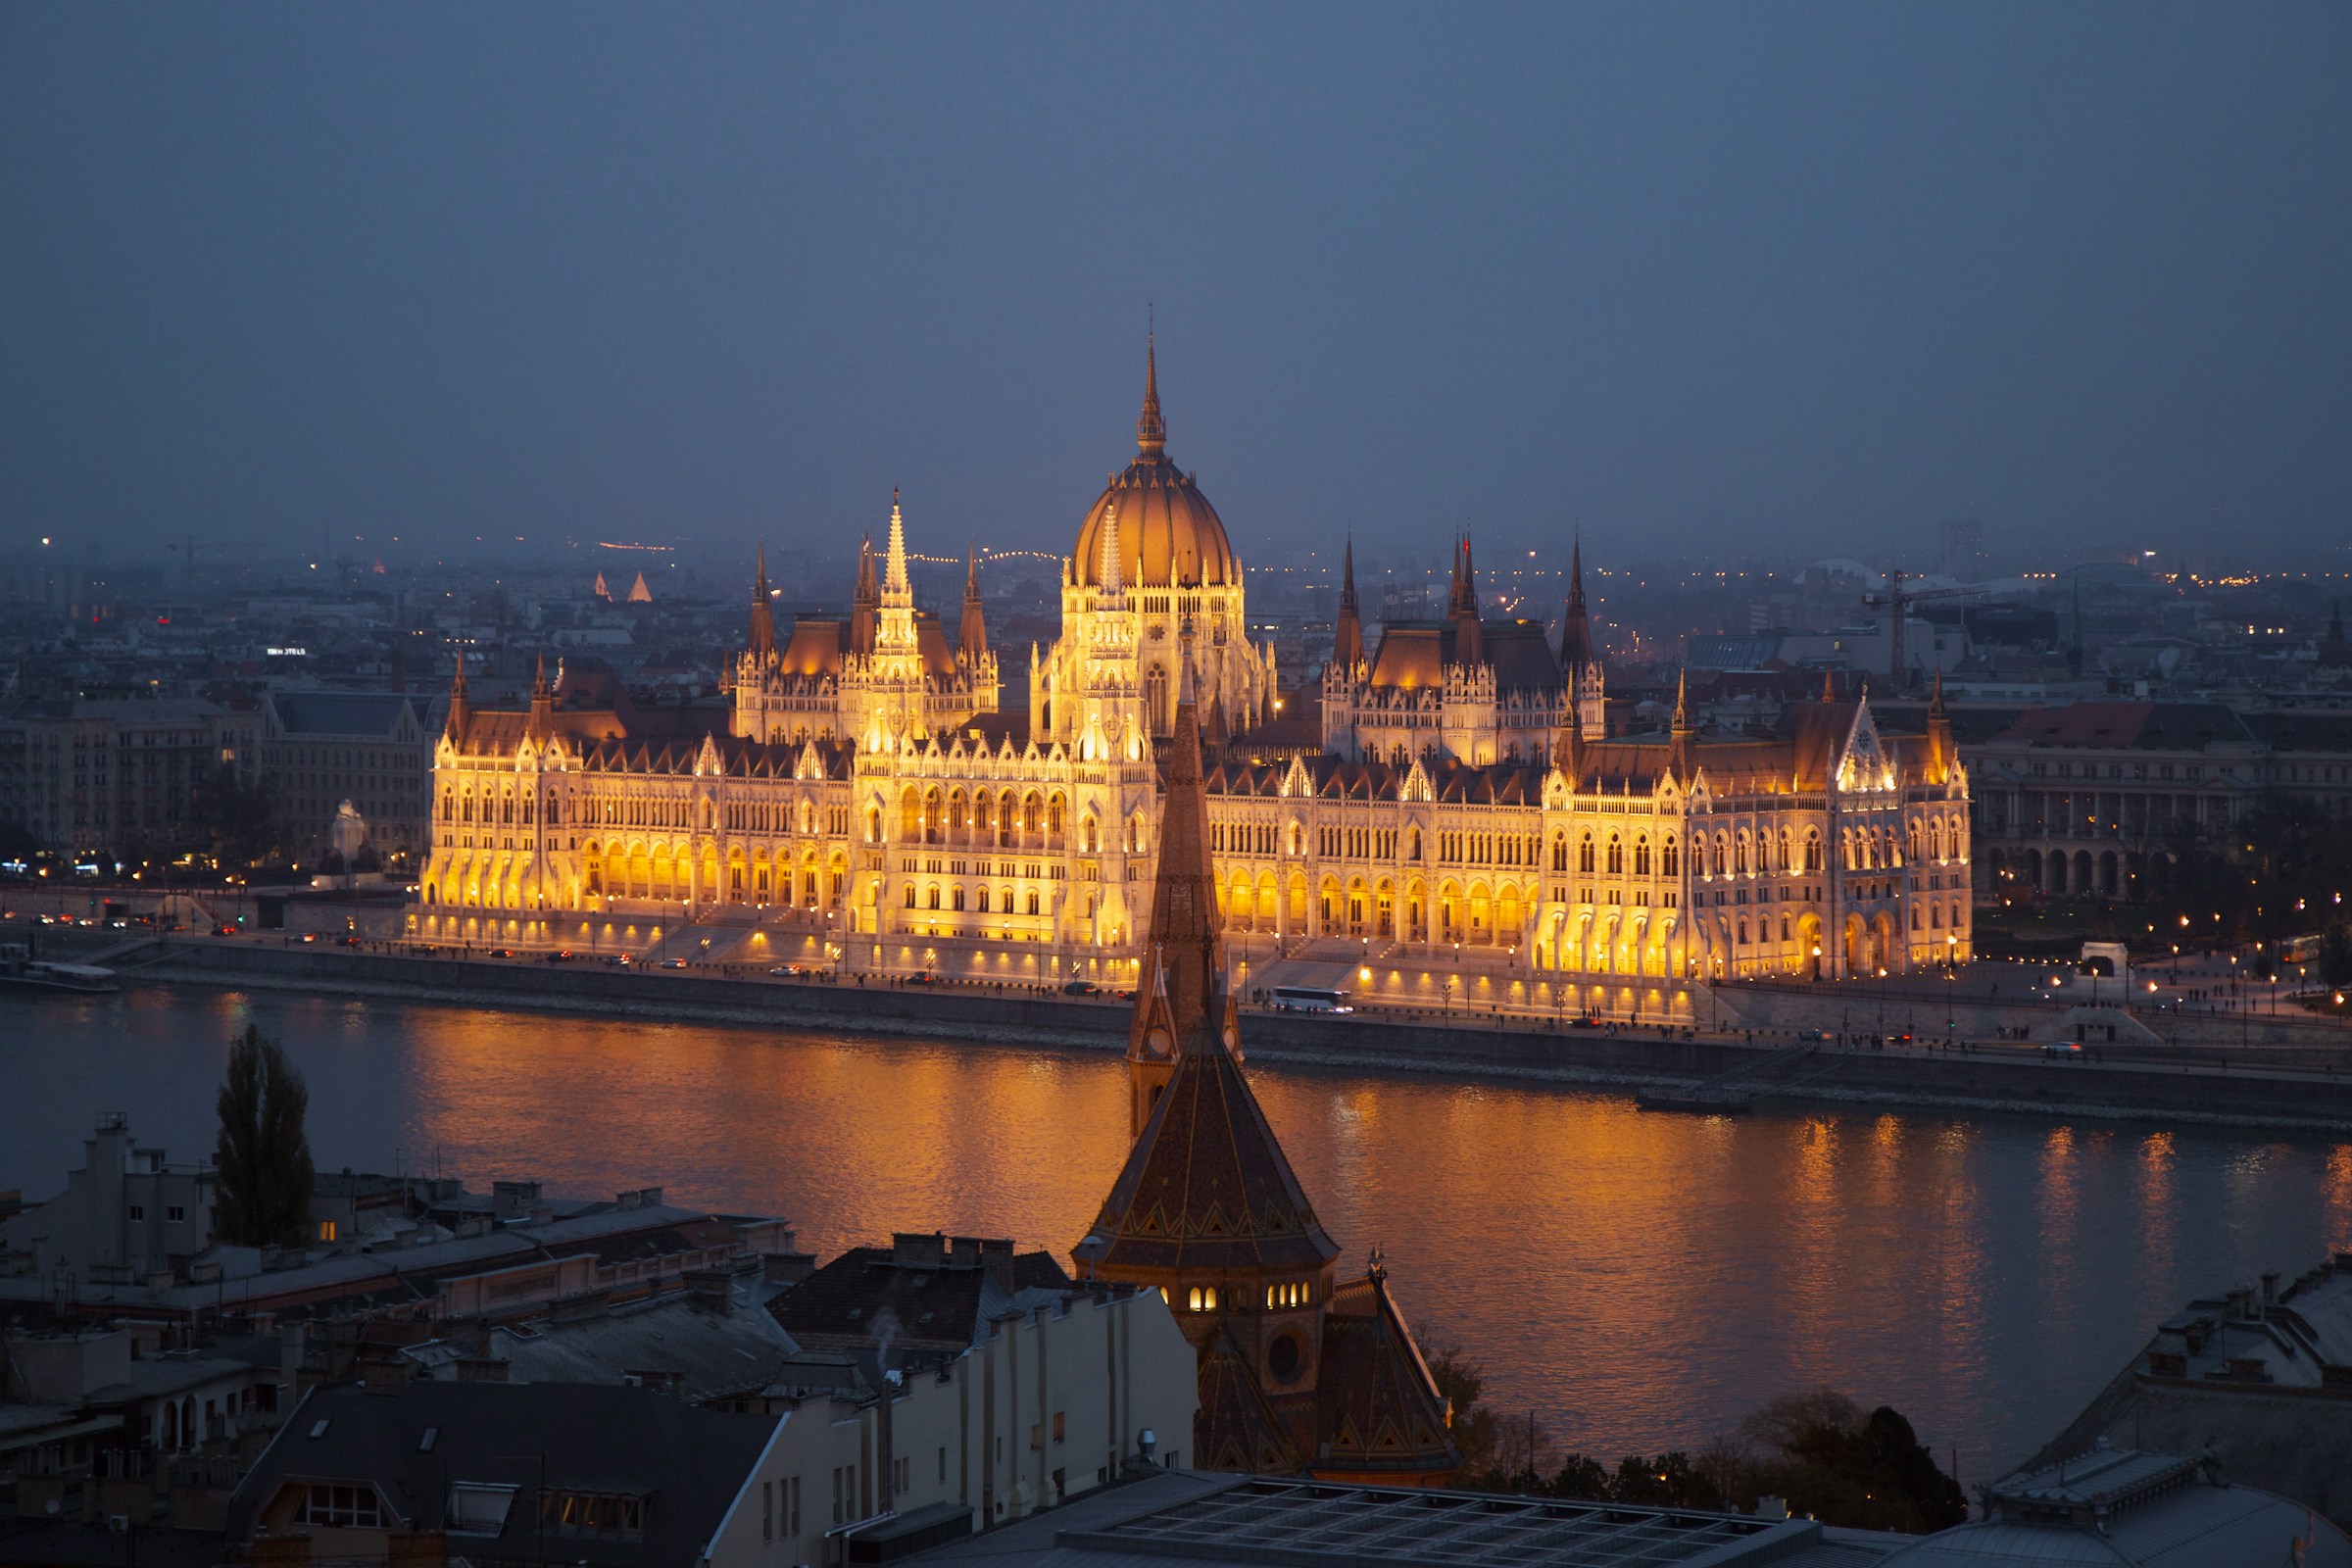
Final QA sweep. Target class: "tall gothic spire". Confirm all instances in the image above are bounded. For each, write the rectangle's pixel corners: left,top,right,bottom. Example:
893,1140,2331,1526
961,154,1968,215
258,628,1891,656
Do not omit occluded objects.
1560,534,1595,672
883,489,910,598
528,651,553,739
444,654,469,742
1667,666,1698,784
1448,535,1483,668
747,541,776,662
957,542,988,665
1137,318,1166,459
1925,667,1953,785
851,535,877,657
1333,533,1364,675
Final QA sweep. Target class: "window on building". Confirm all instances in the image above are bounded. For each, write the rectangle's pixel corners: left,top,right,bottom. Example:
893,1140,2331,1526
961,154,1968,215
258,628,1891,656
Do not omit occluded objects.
448,1484,516,1536
300,1483,384,1530
167,1206,185,1223
126,1205,144,1222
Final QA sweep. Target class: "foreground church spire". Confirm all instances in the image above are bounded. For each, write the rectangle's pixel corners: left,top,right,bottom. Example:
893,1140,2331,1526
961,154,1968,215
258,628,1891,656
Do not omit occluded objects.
1074,654,1458,1485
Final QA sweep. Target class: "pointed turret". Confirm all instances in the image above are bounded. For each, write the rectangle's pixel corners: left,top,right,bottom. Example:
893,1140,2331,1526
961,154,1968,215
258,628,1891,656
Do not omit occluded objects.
883,489,910,599
591,570,612,602
956,543,988,666
1447,536,1483,668
747,541,776,662
1333,535,1364,676
1559,535,1595,671
444,657,469,744
528,651,554,739
626,570,653,604
1924,667,1954,785
1822,665,1838,703
851,535,877,657
1668,665,1695,782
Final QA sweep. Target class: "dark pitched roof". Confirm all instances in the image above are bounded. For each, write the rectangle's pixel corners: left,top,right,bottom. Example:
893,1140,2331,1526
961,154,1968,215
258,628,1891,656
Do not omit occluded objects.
769,1243,1072,1365
1991,701,2256,751
1485,619,1561,695
228,1380,772,1566
1071,1027,1341,1278
1196,1331,1302,1476
779,617,849,678
1313,1268,1461,1477
268,692,426,739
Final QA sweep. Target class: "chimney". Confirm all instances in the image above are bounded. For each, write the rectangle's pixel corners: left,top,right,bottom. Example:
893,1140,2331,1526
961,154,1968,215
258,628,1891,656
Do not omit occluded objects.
978,1239,1014,1296
878,1368,904,1516
2261,1270,2280,1304
892,1232,947,1268
683,1268,733,1312
763,1250,816,1285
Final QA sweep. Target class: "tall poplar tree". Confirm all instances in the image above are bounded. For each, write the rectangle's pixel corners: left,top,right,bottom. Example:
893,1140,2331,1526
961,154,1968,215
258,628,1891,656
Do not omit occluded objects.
213,1025,316,1248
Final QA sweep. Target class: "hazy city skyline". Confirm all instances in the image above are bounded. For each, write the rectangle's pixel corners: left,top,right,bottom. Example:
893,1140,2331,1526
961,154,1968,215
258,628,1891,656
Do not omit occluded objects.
4,5,2348,569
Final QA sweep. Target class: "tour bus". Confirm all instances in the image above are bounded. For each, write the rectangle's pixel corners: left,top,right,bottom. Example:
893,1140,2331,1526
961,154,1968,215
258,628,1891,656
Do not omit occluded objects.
1270,985,1353,1014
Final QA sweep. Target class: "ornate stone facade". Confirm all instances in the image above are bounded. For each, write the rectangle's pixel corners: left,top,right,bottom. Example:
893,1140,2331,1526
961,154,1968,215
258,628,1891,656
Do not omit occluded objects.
420,346,1972,981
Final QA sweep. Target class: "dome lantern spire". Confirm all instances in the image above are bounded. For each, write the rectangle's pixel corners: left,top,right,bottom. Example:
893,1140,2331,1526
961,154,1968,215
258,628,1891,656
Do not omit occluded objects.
1137,316,1166,460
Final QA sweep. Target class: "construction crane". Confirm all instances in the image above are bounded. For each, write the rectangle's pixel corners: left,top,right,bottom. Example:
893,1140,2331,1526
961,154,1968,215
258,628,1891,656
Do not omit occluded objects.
1861,567,1983,689
164,534,266,585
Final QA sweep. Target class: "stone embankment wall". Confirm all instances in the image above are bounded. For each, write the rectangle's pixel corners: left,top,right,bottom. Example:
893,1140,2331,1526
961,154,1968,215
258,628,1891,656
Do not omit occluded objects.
132,941,2352,1133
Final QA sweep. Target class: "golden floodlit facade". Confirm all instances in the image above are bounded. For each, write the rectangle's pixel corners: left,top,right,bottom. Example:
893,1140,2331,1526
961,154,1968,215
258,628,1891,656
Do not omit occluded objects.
420,344,1971,981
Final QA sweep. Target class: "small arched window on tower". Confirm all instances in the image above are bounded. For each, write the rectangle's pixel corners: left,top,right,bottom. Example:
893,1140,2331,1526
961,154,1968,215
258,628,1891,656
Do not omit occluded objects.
1805,830,1823,872
1662,835,1679,877
1605,836,1623,875
1633,836,1650,876
1188,1288,1202,1312
1578,834,1595,874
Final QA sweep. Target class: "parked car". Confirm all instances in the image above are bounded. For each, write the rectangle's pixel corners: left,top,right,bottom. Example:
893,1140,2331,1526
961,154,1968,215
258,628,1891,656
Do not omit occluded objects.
2042,1040,2085,1057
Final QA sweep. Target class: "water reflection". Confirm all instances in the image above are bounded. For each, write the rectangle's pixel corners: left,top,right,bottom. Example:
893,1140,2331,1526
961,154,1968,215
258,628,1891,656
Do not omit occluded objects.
3,986,2350,1477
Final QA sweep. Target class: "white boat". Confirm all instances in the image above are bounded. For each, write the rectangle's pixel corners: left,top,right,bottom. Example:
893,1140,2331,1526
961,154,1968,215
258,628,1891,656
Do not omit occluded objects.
0,955,119,993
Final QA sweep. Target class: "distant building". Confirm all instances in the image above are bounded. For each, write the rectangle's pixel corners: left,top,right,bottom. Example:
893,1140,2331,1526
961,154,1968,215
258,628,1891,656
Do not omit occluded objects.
1967,702,2352,900
0,697,256,858
258,690,436,868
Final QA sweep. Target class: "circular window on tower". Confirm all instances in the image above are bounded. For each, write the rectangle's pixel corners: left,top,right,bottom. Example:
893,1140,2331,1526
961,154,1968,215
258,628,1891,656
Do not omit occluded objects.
1267,1333,1301,1382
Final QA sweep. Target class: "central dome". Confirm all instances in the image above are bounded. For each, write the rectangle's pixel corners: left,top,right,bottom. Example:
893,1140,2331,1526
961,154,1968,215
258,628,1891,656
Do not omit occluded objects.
1071,340,1235,589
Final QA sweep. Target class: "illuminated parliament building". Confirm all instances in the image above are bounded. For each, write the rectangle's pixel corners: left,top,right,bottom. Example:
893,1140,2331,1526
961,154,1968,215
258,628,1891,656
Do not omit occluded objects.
422,343,1972,982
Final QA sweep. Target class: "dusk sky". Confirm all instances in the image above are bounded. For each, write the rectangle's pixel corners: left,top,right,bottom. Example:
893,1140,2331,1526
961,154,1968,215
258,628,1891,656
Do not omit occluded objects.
4,4,2347,573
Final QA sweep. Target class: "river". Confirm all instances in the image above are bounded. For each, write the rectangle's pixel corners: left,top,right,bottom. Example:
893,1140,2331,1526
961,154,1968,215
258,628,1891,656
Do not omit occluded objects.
8,983,2350,1483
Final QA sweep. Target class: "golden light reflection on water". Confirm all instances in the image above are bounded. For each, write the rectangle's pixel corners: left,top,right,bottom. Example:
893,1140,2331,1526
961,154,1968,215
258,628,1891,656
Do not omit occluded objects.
10,986,2352,1474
